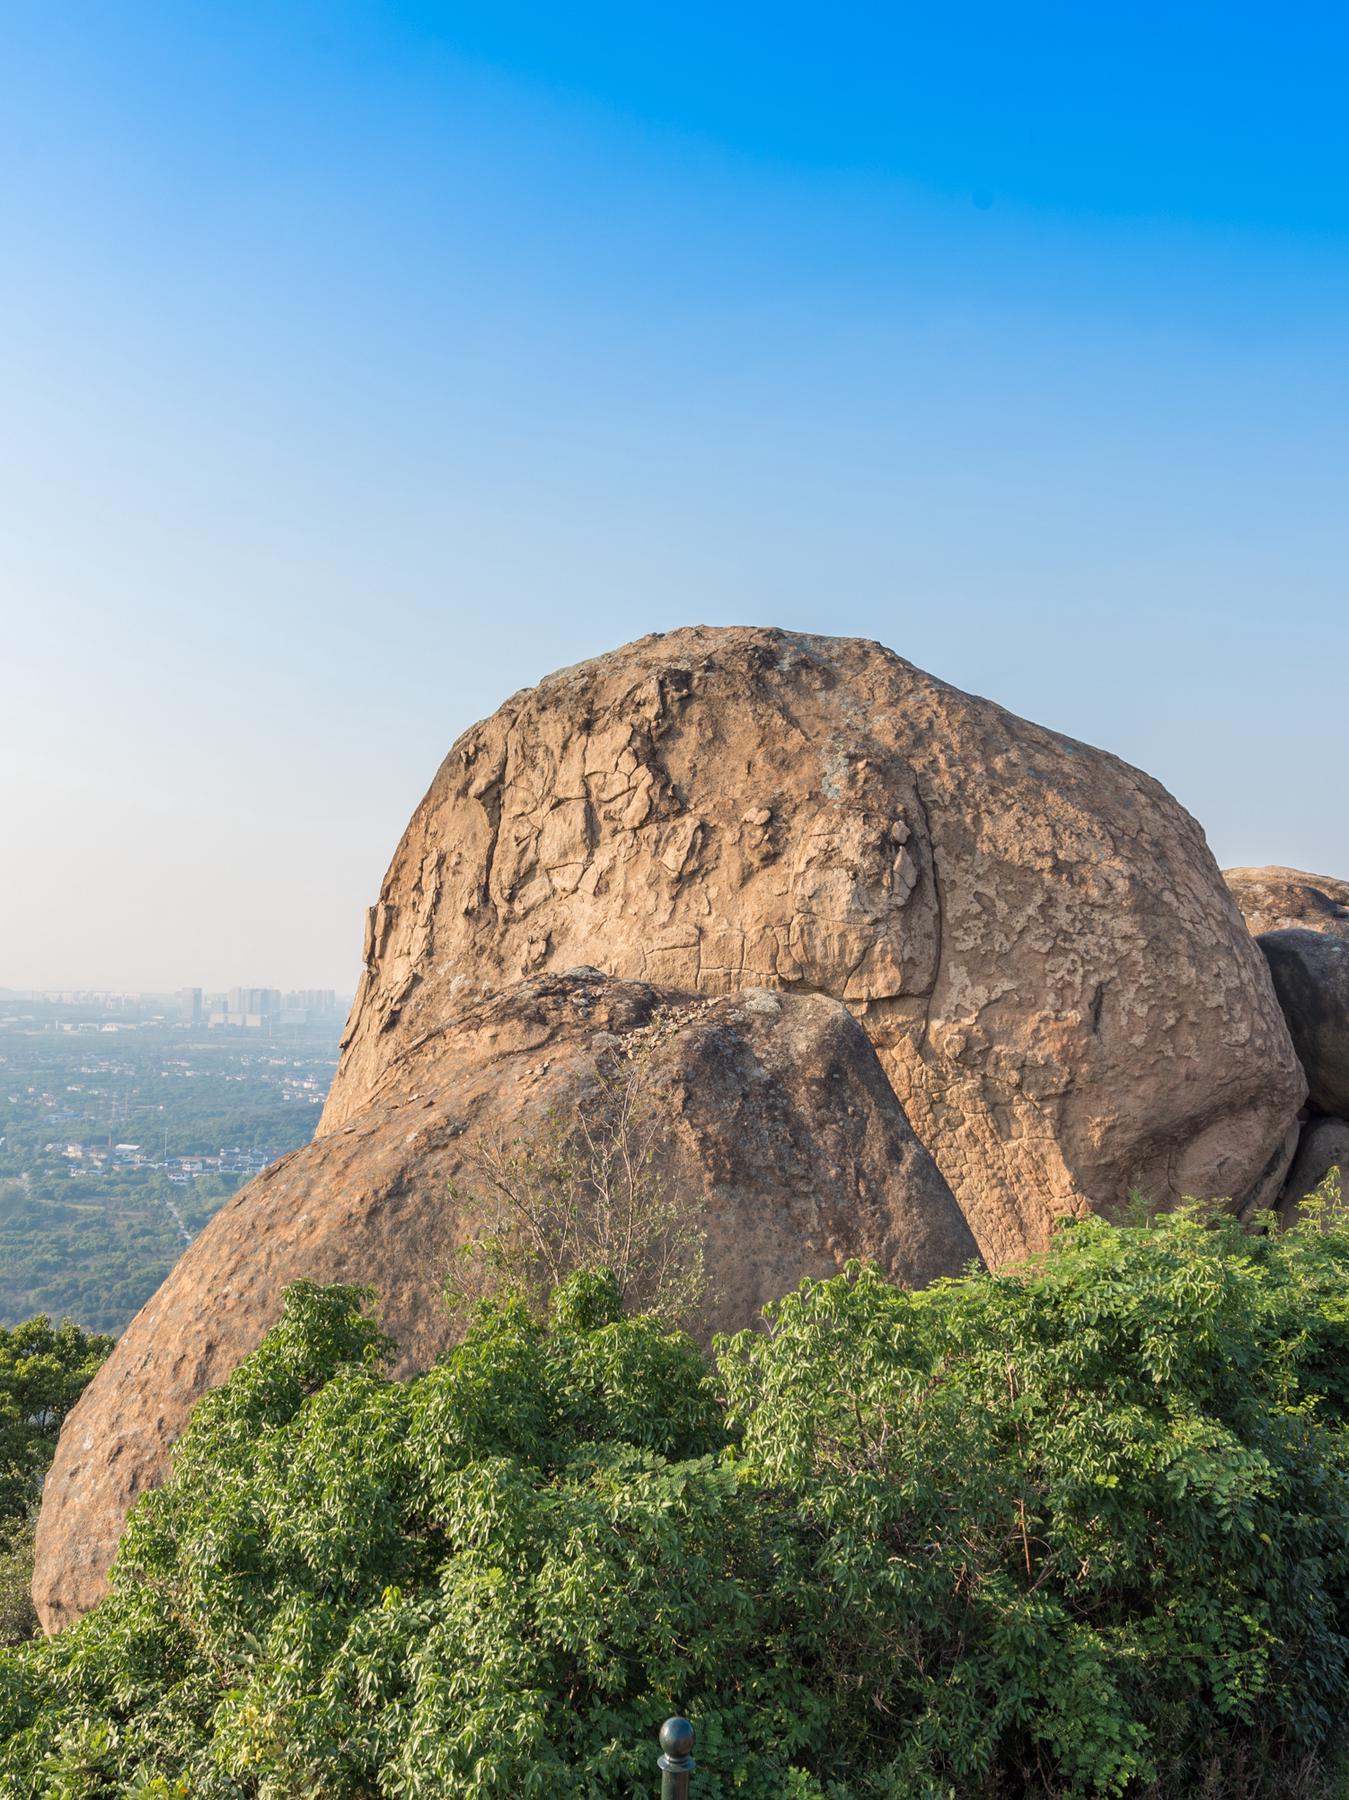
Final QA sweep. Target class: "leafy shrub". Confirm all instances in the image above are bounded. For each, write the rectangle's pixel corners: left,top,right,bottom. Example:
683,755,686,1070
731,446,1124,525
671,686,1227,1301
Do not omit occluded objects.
0,1316,114,1532
3,1202,1348,1796
719,1193,1349,1796
0,1518,39,1648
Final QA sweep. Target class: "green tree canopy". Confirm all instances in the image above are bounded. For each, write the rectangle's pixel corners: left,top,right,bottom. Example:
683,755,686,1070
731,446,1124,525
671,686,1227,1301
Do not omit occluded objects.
2,1202,1348,1797
0,1315,113,1535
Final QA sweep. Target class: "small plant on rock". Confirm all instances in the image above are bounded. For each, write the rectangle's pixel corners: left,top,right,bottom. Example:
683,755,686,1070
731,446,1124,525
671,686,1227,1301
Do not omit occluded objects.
443,1049,707,1331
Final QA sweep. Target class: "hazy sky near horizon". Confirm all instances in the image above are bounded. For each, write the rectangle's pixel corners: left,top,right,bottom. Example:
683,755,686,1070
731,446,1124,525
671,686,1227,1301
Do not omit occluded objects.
3,3,1347,991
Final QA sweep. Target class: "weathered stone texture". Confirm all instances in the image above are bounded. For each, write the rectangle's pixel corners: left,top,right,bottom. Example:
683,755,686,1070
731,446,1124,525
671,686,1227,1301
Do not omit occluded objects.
325,626,1304,1263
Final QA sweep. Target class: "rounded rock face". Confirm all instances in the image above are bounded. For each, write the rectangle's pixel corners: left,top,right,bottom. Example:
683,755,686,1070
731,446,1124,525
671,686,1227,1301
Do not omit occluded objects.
325,626,1303,1263
33,972,974,1633
1225,867,1349,942
1258,929,1349,1117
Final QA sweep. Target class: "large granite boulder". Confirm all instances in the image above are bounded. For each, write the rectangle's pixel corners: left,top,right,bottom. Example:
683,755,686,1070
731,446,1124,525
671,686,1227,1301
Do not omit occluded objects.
33,972,974,1632
1258,930,1349,1117
37,625,1310,1633
1225,866,1349,942
327,626,1303,1263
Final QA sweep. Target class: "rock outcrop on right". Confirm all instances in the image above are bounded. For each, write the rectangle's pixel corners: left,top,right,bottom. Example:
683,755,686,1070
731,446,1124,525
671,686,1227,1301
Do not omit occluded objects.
1224,865,1349,1224
326,626,1306,1263
1224,866,1349,941
1258,930,1349,1118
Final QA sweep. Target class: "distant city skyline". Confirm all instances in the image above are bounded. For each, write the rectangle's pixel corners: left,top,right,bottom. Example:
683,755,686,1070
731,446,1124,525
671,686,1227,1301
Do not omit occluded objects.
3,5,1345,989
1,988,348,1029
3,988,347,1005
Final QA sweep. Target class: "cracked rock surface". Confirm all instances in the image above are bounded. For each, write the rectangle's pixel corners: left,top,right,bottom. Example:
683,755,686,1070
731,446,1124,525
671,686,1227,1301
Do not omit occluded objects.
34,973,974,1633
326,625,1304,1263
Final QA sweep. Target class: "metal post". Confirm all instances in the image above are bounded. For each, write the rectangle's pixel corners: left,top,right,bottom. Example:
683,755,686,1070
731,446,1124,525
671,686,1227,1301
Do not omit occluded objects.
658,1717,695,1799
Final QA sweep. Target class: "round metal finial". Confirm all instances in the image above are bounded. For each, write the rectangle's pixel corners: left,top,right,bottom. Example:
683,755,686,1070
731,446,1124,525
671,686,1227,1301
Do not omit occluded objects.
658,1717,695,1795
659,1717,695,1761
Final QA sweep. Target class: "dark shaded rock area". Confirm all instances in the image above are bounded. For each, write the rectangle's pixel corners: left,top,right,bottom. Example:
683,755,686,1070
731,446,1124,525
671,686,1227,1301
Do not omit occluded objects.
1259,930,1349,1118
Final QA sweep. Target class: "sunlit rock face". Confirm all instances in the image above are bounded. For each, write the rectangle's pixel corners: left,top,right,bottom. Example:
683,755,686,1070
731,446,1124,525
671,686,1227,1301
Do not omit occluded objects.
325,625,1303,1262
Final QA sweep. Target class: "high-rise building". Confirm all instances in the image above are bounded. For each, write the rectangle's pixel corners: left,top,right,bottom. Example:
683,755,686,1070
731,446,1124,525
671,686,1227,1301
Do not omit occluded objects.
179,987,203,1025
227,987,282,1017
210,987,284,1028
284,989,338,1014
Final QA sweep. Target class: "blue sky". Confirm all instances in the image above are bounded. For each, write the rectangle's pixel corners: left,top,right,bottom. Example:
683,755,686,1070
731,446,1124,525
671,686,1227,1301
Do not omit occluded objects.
2,3,1346,989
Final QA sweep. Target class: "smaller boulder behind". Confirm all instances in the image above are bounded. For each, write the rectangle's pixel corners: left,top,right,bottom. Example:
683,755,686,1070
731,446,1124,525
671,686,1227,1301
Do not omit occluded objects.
1225,867,1349,942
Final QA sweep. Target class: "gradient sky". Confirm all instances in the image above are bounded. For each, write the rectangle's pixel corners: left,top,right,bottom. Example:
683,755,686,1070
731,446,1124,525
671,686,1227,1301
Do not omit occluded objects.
3,3,1347,992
